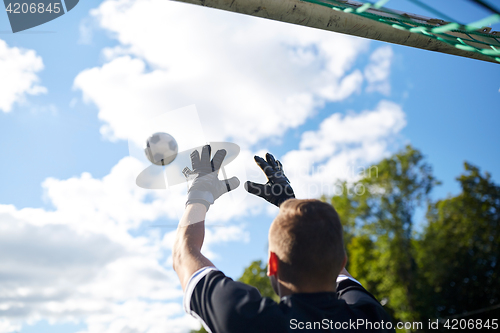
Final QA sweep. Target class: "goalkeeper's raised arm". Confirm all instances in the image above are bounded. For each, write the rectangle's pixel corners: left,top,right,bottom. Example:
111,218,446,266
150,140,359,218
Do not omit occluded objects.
172,145,239,290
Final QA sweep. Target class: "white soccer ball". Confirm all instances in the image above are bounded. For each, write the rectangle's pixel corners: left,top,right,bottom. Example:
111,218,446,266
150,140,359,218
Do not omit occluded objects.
144,132,178,166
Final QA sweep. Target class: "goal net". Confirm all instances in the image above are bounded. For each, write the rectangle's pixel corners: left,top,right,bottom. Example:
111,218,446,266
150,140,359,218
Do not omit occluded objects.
173,0,500,64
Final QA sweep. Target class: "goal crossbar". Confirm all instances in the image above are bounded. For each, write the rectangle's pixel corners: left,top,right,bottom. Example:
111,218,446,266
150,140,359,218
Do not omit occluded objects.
173,0,500,64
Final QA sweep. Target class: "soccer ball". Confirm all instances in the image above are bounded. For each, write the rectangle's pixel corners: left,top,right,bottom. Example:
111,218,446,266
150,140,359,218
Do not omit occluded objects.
144,132,178,166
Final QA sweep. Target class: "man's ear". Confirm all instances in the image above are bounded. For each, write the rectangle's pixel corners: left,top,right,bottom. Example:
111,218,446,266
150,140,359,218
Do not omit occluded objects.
341,254,348,270
267,252,278,277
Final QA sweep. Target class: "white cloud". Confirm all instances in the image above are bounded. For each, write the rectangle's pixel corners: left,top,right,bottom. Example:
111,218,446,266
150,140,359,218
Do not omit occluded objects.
37,157,173,241
0,211,191,332
0,156,250,332
364,46,393,95
74,0,369,147
0,39,46,113
79,300,193,333
281,100,406,198
162,222,251,264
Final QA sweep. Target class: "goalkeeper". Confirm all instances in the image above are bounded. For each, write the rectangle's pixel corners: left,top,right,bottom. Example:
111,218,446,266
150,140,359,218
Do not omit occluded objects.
173,145,394,332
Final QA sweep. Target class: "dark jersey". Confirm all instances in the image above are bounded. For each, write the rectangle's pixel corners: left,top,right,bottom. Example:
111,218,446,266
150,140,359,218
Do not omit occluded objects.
184,267,395,333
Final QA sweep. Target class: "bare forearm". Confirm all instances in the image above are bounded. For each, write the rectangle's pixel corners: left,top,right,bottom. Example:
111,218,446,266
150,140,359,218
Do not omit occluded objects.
172,145,238,290
176,203,207,249
173,203,214,290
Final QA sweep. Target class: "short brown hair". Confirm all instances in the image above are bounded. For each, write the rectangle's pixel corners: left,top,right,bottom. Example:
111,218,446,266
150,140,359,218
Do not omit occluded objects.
269,199,345,286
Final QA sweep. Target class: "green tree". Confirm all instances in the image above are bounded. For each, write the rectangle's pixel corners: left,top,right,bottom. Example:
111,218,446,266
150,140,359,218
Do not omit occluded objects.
416,162,500,323
189,325,208,333
330,145,439,323
238,260,280,302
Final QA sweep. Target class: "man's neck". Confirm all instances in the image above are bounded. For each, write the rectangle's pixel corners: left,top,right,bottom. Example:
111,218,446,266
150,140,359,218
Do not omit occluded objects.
278,281,336,298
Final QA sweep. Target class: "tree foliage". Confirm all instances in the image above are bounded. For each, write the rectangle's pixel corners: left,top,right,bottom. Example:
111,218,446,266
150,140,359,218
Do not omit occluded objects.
416,162,500,322
238,260,280,303
189,325,208,333
329,146,500,330
331,145,439,323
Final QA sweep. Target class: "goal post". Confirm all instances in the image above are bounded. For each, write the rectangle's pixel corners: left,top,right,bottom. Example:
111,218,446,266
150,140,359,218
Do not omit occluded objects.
172,0,500,64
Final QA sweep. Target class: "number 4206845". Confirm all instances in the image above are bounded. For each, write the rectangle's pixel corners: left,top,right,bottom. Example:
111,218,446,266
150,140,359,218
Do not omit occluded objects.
6,3,61,14
443,319,498,330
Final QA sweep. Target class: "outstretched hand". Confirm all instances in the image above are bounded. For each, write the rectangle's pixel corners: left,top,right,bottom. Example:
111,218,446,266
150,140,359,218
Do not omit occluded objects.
245,153,295,207
183,145,240,211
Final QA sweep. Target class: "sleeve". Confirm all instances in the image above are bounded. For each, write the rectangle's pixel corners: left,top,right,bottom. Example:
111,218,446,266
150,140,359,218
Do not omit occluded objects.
336,275,395,332
335,274,379,305
183,267,287,333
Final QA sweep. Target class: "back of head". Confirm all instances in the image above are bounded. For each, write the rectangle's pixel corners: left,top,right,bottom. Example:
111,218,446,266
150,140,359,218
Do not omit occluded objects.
269,199,345,288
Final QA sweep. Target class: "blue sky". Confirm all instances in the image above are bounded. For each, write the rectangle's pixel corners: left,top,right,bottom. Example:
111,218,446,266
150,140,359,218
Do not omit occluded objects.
0,0,499,332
